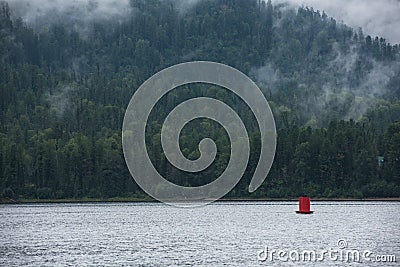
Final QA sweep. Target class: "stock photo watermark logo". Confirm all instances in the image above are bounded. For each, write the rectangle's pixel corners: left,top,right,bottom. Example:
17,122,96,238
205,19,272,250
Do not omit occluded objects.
257,239,397,263
122,61,276,207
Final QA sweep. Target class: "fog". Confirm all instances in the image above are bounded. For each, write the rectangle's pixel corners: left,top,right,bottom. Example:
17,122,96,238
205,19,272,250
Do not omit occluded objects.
252,41,400,123
274,0,400,44
251,1,400,123
8,0,399,44
7,0,132,33
6,0,398,123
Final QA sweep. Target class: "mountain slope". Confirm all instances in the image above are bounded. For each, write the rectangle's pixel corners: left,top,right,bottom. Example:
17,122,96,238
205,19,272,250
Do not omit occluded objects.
0,0,399,200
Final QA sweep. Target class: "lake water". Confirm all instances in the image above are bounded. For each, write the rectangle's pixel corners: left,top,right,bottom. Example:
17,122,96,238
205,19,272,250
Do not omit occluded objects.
0,202,399,266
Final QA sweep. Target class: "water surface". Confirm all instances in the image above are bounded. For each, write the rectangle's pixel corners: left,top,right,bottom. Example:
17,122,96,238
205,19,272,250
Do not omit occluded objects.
0,202,399,266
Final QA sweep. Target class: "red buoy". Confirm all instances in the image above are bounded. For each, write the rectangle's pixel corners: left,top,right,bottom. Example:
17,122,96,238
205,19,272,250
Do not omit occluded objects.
296,196,314,214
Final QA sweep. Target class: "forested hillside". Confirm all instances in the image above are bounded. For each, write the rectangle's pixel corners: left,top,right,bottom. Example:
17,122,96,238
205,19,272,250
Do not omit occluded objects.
0,0,399,201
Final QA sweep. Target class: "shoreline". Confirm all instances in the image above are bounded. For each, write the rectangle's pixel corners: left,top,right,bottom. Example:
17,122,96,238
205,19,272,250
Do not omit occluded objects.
1,197,399,204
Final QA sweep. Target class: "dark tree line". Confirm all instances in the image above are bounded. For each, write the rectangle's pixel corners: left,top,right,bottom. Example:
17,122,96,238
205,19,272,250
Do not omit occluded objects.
0,0,399,200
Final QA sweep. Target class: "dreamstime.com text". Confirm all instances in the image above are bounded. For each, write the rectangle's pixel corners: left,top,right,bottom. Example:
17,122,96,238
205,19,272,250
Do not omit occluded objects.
257,239,396,263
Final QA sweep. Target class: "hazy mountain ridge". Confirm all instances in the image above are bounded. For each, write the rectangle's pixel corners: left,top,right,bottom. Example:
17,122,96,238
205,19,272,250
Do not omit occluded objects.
2,0,399,126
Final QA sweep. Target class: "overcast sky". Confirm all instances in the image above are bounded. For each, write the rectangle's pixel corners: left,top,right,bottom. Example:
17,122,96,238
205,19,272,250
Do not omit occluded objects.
277,0,400,44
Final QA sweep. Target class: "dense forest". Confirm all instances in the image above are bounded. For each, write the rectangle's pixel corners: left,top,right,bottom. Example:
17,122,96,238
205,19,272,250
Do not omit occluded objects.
0,0,399,201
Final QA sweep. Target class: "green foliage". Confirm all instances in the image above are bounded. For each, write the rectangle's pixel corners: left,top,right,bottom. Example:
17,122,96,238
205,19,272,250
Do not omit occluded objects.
0,0,399,200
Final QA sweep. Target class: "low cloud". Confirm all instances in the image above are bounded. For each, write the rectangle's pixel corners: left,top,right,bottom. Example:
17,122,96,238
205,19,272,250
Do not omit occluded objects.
7,0,132,33
273,0,400,44
8,0,400,44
